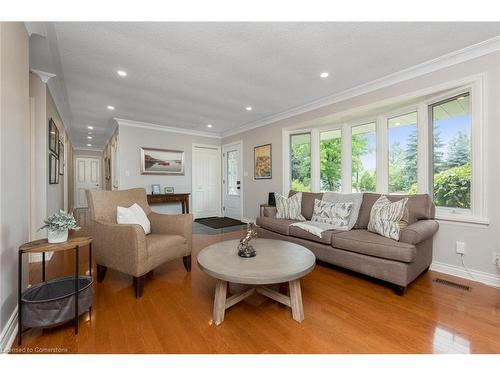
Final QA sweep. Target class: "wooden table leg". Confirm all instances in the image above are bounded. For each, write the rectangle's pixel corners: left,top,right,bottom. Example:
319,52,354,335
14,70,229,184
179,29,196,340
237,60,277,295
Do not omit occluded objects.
289,279,304,323
213,279,227,326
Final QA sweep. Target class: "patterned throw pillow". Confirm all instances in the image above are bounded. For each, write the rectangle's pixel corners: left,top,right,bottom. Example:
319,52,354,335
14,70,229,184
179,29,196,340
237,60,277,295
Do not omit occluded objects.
311,199,353,230
368,195,409,240
275,192,306,221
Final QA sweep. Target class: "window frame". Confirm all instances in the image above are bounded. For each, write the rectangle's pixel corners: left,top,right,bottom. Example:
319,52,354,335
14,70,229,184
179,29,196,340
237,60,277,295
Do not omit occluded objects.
282,74,487,224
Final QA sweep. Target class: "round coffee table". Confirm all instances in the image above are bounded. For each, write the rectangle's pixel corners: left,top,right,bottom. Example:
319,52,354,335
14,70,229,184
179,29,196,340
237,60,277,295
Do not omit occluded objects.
197,238,315,325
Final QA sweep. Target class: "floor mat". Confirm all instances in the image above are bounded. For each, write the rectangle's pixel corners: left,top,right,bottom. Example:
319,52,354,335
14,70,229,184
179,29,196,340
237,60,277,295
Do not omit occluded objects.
195,217,245,229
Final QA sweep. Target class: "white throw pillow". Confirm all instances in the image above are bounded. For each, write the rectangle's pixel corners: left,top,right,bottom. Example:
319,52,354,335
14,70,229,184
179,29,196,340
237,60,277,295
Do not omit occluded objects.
311,199,353,230
275,192,306,221
321,192,363,230
117,203,151,234
367,195,408,240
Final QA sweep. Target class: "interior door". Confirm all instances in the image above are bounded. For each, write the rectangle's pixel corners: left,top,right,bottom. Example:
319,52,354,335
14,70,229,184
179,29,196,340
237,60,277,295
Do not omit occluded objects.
75,157,101,208
192,145,221,218
222,142,242,220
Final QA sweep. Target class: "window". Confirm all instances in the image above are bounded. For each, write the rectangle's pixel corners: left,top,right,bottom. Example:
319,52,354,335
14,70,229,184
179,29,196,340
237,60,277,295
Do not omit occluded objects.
226,150,239,196
430,93,471,210
290,133,311,192
388,112,418,194
351,122,376,192
320,129,342,192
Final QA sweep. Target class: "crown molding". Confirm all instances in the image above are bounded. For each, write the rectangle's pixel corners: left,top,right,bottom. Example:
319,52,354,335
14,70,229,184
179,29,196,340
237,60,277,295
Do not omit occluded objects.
222,35,500,138
115,118,222,139
30,69,56,84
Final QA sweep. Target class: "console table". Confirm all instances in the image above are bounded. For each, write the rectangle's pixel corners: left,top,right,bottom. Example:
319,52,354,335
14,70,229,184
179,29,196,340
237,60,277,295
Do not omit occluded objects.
147,193,190,214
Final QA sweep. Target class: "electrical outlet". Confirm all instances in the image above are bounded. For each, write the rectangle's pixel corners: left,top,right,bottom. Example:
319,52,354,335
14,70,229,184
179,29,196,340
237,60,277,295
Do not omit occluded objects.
456,241,466,255
492,252,500,265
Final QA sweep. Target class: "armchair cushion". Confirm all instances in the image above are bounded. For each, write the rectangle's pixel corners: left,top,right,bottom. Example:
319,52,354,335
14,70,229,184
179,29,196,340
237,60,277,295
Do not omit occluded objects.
148,212,193,254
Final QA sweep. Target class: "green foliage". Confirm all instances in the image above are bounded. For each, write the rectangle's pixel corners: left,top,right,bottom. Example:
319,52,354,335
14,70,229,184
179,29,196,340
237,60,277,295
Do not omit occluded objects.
291,141,311,191
320,137,341,191
40,210,80,232
351,134,374,192
446,131,470,168
433,163,471,209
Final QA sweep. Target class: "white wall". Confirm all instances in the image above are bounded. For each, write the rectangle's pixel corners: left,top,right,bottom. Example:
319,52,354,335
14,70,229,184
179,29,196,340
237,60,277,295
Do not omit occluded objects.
117,124,220,214
223,51,500,282
0,22,30,348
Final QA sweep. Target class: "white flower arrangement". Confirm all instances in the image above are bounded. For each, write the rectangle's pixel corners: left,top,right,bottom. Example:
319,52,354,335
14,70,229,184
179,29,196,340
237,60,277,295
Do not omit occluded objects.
40,210,80,232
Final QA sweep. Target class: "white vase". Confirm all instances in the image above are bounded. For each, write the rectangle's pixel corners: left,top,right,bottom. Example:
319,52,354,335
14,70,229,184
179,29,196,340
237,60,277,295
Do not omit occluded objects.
47,229,69,244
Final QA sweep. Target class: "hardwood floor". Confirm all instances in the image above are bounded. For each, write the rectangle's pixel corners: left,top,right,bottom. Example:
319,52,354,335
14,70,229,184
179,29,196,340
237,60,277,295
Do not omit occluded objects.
14,225,500,353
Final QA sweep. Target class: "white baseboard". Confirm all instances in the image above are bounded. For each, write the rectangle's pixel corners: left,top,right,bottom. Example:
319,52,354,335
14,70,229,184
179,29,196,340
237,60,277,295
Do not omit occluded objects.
0,306,18,354
430,261,500,288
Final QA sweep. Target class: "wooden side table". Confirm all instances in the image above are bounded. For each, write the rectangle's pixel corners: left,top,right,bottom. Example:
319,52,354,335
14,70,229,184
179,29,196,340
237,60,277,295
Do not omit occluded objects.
18,236,93,345
147,193,190,213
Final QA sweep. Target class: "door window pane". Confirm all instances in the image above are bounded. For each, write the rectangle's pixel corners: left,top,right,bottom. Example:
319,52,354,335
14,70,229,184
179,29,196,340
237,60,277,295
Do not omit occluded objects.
320,129,342,192
290,133,311,192
431,93,471,209
227,150,239,196
352,123,376,192
388,112,418,194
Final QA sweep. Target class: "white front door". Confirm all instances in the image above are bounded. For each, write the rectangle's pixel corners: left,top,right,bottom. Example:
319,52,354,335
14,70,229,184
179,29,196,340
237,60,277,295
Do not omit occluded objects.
222,142,242,220
192,145,221,219
75,157,101,208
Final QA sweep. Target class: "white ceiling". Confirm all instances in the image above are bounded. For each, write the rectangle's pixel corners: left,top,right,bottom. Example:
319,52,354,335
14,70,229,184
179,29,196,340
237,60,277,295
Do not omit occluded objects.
29,22,500,149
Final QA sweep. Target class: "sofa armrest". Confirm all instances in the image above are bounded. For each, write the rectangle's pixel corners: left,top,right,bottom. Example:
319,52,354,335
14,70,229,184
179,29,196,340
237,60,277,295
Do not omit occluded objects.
91,220,147,276
399,220,439,245
148,212,193,254
260,204,277,218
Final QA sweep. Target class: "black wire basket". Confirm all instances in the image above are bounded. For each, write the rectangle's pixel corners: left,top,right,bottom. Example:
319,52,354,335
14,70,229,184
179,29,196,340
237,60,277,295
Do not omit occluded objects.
21,276,93,328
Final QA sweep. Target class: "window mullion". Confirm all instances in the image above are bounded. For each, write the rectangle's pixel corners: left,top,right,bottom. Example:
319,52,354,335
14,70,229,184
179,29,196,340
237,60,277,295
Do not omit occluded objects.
417,102,429,194
310,128,320,192
376,116,388,193
342,123,351,193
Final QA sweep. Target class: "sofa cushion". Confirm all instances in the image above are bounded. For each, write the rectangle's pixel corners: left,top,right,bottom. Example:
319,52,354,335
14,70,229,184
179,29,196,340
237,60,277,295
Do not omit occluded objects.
256,216,298,235
275,192,306,220
367,195,408,240
289,225,339,245
331,229,416,263
289,191,324,220
355,193,434,229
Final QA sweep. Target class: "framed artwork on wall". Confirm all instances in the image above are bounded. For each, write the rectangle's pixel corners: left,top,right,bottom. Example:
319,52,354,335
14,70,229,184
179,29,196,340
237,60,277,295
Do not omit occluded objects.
48,118,59,155
58,140,64,176
49,153,59,184
140,147,185,175
254,143,272,179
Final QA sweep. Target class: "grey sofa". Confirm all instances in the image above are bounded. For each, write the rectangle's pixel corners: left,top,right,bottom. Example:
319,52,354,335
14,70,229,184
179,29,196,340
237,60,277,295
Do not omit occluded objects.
256,191,439,295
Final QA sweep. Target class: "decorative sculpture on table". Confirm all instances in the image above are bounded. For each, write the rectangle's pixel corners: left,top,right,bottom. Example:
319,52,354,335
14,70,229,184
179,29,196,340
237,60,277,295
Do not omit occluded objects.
238,223,258,258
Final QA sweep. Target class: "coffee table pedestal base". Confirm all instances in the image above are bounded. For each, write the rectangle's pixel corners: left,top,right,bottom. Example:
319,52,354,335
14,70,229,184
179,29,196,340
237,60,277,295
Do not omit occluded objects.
212,279,304,326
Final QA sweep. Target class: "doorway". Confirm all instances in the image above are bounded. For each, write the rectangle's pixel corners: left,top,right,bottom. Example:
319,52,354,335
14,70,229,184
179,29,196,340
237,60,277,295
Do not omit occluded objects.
75,157,101,208
192,144,222,219
222,141,242,220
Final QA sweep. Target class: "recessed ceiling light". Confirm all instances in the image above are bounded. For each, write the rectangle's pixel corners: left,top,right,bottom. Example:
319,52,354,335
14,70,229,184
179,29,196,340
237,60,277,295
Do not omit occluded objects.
87,136,93,139
87,144,92,147
207,124,213,128
107,105,115,110
245,106,253,111
320,72,329,78
117,70,127,77
87,126,94,130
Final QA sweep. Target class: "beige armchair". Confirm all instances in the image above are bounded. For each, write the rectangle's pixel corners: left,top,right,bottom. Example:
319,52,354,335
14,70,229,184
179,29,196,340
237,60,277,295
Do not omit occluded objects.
86,188,192,298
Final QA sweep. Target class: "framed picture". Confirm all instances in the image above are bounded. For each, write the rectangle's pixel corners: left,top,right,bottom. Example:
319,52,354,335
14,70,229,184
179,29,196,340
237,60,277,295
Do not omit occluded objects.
164,186,174,194
58,140,64,175
254,143,272,179
151,184,161,195
49,153,59,184
140,147,185,175
48,118,59,155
